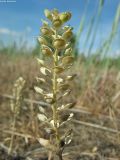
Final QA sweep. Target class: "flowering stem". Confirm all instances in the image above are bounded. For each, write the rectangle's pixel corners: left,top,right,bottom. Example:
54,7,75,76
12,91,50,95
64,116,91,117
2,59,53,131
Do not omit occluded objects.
52,48,60,142
8,114,16,155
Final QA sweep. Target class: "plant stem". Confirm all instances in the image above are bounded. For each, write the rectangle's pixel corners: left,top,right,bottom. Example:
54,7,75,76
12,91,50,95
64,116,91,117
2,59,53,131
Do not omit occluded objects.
52,48,60,142
48,151,54,160
8,114,16,155
58,154,63,160
52,49,63,160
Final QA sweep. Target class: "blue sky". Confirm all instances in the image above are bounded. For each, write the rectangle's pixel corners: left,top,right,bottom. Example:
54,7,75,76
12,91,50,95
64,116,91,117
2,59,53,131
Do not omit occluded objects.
0,0,120,55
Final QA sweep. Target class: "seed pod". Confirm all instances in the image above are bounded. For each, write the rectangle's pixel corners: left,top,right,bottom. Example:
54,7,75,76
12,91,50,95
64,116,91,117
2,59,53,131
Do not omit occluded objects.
58,103,74,111
57,78,64,84
44,93,53,99
39,106,45,113
54,66,64,74
34,86,44,95
64,47,72,55
52,11,62,28
36,58,45,66
52,9,59,15
65,43,71,49
44,9,53,21
45,98,54,104
64,129,73,145
59,12,71,23
59,113,74,124
41,19,49,26
63,89,71,97
52,19,62,28
40,67,51,76
40,27,52,36
36,77,46,83
62,56,74,65
58,83,69,90
38,36,47,45
37,113,47,122
50,120,60,128
66,74,77,81
41,45,53,56
62,29,73,40
38,138,55,151
53,38,66,50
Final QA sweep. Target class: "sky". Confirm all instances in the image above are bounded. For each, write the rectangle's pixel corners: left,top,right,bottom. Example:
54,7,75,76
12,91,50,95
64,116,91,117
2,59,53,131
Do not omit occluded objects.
0,0,120,55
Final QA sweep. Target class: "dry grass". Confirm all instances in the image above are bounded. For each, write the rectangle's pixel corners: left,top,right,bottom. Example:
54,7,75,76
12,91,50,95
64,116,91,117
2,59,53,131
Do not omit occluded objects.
0,53,120,159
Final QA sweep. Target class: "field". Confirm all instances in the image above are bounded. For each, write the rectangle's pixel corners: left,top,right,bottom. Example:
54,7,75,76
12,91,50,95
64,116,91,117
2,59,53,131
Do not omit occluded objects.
0,52,120,160
0,1,120,160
